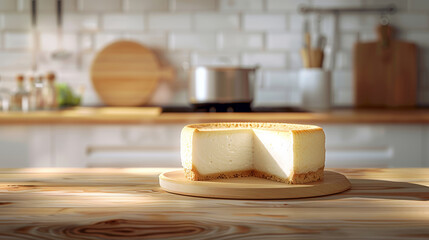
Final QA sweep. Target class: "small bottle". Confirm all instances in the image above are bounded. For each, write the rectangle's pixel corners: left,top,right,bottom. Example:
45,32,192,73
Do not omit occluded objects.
0,75,11,112
11,74,29,112
29,75,44,111
42,72,58,110
28,76,36,111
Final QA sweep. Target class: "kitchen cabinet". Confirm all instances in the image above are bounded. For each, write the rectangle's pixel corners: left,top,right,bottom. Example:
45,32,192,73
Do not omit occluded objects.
323,124,424,168
53,124,183,168
0,124,427,168
0,126,52,167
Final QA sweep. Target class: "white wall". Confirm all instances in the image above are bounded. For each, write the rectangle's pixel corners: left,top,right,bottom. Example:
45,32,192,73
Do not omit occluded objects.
0,0,428,107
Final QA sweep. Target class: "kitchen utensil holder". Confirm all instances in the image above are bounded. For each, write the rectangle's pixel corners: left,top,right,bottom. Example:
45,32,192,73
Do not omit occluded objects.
300,69,331,111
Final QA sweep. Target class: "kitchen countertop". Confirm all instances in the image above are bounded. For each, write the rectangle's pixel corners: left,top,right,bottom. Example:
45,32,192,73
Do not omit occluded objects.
0,107,429,124
0,168,428,239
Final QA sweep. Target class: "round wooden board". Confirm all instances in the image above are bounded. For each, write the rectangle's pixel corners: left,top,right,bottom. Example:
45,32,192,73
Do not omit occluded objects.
159,170,351,199
91,40,161,106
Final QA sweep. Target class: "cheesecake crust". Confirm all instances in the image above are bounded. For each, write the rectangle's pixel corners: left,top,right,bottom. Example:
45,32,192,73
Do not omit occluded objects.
289,166,324,184
185,166,324,184
184,167,253,181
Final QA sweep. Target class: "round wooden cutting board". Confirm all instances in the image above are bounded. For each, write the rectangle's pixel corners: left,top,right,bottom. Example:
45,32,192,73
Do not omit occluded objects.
91,40,172,106
159,170,351,199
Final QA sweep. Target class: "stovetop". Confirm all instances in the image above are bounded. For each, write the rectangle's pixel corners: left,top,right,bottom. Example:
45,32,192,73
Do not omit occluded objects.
161,105,307,113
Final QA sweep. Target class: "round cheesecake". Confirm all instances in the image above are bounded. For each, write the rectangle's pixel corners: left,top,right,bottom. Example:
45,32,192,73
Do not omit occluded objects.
181,122,326,184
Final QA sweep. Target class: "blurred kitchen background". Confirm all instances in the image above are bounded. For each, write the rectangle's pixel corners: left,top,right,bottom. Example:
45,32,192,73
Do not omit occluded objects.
0,0,428,169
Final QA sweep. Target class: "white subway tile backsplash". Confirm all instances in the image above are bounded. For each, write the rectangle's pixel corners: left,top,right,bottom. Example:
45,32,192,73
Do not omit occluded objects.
242,52,287,68
0,0,17,11
191,52,240,66
79,0,123,12
339,33,358,50
243,14,287,31
125,0,169,12
405,32,429,48
173,0,217,11
123,33,167,49
291,14,329,34
359,31,377,42
149,14,191,30
219,0,264,11
168,88,188,105
333,89,354,106
219,33,263,50
63,0,78,12
161,52,189,67
254,89,300,106
392,14,429,30
36,0,56,12
80,51,95,71
409,0,429,11
2,14,31,30
339,15,363,31
159,51,190,83
16,0,26,11
102,14,144,31
289,14,304,32
288,51,302,69
80,33,93,51
0,52,32,70
169,33,216,50
263,70,299,89
195,14,240,31
63,14,99,31
313,0,362,8
364,0,408,10
332,70,353,89
19,0,77,12
267,0,310,11
335,51,352,70
1,0,429,107
37,14,56,31
4,32,32,50
267,33,301,50
80,78,103,105
95,33,123,50
39,33,77,51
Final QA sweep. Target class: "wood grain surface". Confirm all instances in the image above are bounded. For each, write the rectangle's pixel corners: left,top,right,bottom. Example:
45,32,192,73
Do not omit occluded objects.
0,168,428,239
1,107,429,125
159,170,351,199
91,41,173,106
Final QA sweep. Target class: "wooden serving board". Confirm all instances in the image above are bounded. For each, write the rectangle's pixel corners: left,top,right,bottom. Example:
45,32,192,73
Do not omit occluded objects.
354,25,418,107
159,170,351,199
91,40,173,107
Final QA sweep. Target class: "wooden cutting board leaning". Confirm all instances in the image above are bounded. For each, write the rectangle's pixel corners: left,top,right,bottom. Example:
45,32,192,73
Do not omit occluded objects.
91,40,173,106
354,24,418,107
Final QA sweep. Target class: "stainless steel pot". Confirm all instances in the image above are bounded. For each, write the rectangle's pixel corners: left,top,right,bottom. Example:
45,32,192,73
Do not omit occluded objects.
188,66,257,105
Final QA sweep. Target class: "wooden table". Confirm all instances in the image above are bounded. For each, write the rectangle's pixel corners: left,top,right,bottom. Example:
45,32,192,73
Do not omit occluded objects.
0,168,428,239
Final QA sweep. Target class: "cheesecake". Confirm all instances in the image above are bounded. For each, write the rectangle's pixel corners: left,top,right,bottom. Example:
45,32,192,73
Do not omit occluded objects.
181,122,325,184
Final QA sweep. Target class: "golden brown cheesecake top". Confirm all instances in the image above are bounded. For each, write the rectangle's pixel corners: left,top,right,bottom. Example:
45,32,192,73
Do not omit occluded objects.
185,122,323,132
